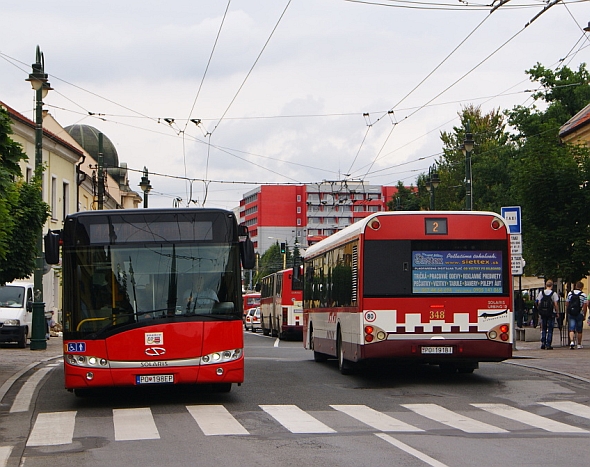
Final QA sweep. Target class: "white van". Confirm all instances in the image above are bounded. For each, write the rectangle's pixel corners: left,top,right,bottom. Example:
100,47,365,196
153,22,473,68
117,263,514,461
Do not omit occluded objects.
0,281,34,348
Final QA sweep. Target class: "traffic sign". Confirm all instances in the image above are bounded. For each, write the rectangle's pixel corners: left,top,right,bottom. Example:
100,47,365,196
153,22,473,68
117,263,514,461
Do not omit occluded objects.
511,255,525,276
501,206,522,234
510,234,522,255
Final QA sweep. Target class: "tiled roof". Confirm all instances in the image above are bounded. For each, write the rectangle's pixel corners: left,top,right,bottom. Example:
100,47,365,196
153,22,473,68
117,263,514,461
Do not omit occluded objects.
559,102,590,138
0,100,83,157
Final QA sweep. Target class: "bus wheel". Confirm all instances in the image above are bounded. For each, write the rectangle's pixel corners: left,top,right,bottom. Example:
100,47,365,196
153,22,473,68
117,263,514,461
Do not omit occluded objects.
261,317,270,336
311,328,328,362
337,330,354,375
212,383,232,393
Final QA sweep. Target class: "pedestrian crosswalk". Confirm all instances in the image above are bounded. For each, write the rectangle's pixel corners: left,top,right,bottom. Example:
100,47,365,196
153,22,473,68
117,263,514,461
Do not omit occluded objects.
16,401,590,447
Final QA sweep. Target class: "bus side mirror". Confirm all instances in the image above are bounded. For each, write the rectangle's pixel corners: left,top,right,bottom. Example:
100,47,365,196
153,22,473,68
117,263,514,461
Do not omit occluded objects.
44,229,61,265
238,225,256,270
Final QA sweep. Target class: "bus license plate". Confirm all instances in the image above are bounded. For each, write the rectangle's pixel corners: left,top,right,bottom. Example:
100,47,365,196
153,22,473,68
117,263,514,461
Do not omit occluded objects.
136,374,174,384
421,346,453,354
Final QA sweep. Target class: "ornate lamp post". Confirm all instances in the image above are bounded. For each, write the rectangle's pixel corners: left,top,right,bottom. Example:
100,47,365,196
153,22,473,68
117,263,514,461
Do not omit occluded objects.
425,165,440,210
25,46,52,350
462,122,475,211
139,167,152,208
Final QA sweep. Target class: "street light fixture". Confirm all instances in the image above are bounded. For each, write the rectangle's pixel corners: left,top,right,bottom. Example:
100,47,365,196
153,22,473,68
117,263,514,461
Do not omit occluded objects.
425,165,440,210
26,45,52,351
139,166,152,208
462,121,475,211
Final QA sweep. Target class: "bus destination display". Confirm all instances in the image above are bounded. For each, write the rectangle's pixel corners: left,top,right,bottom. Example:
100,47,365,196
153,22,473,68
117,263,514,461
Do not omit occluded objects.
412,250,503,294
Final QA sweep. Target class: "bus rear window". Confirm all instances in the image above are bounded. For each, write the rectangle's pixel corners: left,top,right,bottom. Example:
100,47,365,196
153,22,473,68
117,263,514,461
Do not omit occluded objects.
363,240,508,297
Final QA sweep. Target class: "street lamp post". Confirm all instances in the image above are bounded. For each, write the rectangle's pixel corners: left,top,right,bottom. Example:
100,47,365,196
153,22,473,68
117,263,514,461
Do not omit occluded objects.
26,46,52,351
425,165,440,210
139,167,152,208
462,121,475,211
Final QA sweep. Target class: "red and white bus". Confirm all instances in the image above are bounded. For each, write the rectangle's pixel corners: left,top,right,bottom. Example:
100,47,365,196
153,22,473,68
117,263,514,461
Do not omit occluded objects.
303,211,513,374
242,292,261,320
46,208,255,395
260,268,303,339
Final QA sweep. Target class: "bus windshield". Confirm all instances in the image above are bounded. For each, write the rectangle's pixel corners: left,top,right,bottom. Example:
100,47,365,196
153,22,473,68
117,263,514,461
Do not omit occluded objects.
64,242,241,338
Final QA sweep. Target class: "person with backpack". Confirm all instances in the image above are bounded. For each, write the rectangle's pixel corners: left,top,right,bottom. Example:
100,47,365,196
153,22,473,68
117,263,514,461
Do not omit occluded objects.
535,280,559,349
566,281,587,349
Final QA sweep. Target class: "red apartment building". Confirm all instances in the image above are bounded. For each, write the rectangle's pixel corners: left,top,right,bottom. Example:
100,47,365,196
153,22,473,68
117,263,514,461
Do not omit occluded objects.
239,181,398,254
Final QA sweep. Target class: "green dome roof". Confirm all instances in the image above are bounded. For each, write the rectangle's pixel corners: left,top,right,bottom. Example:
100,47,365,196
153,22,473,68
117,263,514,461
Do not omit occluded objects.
64,124,119,171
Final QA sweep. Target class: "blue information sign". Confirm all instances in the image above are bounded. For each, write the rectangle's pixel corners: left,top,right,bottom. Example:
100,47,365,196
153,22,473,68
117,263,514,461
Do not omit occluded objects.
501,206,521,234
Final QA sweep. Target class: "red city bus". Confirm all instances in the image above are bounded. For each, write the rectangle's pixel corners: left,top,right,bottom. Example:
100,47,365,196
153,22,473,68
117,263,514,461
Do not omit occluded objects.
242,292,261,320
260,268,303,339
303,211,513,374
46,208,255,395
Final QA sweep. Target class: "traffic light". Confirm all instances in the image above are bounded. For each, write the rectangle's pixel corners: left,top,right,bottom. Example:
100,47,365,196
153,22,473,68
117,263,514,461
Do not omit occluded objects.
280,242,286,254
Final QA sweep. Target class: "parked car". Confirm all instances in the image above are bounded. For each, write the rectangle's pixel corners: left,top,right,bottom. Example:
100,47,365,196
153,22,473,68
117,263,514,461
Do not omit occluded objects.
245,307,261,332
0,281,34,348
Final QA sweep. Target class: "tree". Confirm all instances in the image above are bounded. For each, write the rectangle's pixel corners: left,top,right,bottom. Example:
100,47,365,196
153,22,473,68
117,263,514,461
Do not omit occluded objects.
507,63,590,283
254,241,290,285
387,181,421,210
0,106,50,284
437,104,514,212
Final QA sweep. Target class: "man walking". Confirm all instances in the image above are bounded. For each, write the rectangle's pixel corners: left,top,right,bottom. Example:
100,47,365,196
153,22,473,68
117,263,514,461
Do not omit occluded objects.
536,280,559,350
566,281,587,349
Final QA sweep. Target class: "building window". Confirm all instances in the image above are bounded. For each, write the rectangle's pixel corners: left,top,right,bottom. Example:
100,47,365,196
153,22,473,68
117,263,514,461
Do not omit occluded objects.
297,206,301,214
297,218,301,226
51,176,57,219
63,181,70,220
297,195,301,202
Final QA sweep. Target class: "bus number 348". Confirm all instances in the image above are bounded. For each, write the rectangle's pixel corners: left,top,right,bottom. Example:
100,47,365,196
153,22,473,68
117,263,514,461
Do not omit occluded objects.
430,310,445,319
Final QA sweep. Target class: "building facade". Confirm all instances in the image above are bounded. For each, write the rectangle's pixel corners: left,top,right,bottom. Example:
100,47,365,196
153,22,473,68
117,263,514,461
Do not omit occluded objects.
3,101,142,320
239,181,397,254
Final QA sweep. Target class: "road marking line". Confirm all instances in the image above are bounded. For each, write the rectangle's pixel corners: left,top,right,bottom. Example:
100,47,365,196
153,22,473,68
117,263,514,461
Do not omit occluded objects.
540,401,590,419
0,446,12,467
331,405,423,432
9,367,52,413
187,405,249,435
375,433,450,467
113,408,160,441
402,403,508,433
273,338,280,347
472,403,588,433
27,411,76,446
260,405,336,433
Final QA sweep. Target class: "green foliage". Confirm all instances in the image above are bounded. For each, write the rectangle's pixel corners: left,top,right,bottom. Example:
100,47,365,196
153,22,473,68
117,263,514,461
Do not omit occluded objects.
0,107,50,284
387,181,422,210
253,241,291,284
437,104,514,213
507,63,590,282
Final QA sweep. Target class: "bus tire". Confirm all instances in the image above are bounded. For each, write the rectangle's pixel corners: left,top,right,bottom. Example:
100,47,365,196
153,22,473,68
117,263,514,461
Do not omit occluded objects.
310,327,328,362
261,317,270,336
337,329,354,375
212,383,232,393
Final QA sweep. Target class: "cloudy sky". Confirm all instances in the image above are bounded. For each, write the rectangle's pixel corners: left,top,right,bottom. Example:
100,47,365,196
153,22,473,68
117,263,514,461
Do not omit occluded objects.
1,0,589,210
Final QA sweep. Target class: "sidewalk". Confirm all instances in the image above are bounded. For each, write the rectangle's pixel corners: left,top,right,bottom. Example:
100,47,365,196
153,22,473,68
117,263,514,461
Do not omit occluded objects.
510,338,590,383
0,336,63,403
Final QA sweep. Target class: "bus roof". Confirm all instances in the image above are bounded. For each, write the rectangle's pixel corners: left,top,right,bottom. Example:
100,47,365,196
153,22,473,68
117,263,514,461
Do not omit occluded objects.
303,210,507,259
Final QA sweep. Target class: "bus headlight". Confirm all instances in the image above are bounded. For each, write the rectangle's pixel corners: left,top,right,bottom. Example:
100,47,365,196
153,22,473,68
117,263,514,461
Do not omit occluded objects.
201,348,243,365
66,354,110,368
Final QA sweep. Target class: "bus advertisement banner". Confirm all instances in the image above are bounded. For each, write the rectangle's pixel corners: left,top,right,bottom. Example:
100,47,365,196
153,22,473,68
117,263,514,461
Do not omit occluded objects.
412,250,503,294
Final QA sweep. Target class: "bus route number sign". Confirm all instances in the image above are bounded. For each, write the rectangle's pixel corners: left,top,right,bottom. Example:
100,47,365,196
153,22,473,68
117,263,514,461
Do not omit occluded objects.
425,218,447,235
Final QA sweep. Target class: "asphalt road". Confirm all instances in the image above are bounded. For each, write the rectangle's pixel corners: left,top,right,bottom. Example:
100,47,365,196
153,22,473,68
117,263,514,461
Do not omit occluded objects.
4,331,590,467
